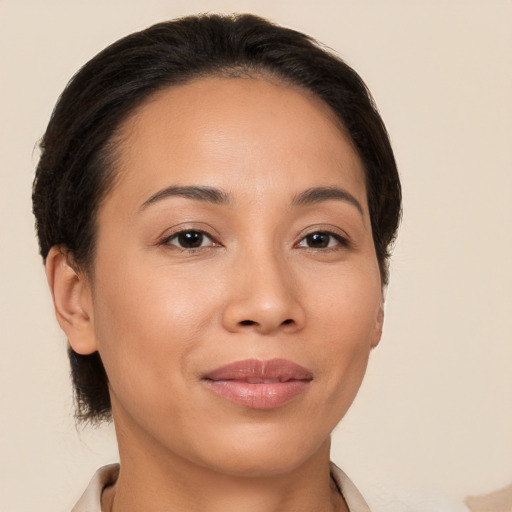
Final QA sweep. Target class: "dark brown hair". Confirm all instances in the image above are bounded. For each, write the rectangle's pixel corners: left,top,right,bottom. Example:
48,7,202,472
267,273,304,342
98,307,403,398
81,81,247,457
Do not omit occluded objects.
33,13,401,422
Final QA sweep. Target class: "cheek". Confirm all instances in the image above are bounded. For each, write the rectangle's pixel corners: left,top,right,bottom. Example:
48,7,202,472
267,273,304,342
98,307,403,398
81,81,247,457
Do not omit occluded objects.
89,257,219,403
305,264,381,391
308,262,382,341
93,249,217,336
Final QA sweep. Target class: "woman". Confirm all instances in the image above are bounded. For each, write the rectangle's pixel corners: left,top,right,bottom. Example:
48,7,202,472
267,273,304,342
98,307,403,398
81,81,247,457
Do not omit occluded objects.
33,13,401,512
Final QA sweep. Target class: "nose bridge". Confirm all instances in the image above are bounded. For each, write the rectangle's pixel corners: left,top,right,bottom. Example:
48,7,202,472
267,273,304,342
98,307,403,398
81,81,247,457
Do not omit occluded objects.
222,240,305,334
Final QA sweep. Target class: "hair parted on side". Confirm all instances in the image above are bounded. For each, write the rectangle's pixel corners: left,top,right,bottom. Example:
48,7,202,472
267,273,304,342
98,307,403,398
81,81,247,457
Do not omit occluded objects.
33,13,401,423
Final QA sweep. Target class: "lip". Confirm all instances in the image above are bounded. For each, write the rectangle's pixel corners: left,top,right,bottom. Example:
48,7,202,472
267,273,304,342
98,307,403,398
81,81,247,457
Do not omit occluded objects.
202,358,313,409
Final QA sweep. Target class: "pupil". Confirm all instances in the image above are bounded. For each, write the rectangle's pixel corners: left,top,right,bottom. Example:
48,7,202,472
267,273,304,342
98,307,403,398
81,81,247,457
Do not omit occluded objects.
179,231,203,248
308,233,328,248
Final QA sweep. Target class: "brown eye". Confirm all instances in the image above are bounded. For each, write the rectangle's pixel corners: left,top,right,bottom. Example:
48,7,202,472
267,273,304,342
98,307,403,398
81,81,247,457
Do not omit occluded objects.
297,231,347,249
306,233,329,248
165,230,214,249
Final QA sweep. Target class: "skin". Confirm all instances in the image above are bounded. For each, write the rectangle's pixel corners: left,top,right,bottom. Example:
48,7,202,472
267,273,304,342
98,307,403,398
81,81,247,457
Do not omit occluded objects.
47,76,384,512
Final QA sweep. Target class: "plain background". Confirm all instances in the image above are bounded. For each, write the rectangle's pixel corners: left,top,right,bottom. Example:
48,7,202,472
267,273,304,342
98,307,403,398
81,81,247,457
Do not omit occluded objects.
1,1,511,511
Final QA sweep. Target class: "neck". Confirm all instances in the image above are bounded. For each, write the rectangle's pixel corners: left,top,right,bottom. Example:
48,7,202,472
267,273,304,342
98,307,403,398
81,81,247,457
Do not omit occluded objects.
103,415,348,512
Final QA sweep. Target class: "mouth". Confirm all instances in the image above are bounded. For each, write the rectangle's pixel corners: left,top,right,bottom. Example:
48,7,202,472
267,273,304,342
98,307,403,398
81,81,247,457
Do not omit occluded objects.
202,358,313,410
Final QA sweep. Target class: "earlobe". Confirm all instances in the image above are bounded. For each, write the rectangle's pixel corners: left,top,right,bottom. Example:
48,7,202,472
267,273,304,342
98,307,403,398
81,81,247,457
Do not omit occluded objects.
45,246,98,355
371,299,384,349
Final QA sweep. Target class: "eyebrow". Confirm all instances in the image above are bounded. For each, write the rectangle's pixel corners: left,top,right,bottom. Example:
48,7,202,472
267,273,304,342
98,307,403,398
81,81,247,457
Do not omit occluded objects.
140,185,231,211
291,186,363,215
139,184,363,215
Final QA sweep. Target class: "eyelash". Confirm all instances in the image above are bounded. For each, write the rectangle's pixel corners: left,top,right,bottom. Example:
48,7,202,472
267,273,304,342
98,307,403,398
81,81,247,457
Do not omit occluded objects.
296,230,349,251
159,228,349,252
160,230,218,250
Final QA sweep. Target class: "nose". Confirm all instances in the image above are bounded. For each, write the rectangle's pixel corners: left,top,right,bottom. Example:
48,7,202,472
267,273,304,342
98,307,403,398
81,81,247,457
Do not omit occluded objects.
221,252,306,335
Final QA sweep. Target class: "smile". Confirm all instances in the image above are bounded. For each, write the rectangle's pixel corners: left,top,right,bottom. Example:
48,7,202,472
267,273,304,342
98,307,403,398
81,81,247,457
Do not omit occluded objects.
202,358,313,409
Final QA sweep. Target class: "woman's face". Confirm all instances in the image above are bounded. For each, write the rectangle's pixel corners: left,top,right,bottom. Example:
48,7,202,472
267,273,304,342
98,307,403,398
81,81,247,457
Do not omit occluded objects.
79,77,383,475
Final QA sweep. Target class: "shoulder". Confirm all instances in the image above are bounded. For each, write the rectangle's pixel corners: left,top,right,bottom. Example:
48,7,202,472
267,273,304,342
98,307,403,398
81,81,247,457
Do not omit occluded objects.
70,464,119,512
330,462,371,512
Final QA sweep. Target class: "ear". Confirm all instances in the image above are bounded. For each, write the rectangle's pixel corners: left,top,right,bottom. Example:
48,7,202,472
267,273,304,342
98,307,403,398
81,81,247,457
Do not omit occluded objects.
45,246,98,355
371,297,384,349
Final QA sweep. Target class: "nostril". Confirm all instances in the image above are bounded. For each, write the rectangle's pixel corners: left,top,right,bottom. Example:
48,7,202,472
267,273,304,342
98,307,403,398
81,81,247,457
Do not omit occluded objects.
236,318,297,330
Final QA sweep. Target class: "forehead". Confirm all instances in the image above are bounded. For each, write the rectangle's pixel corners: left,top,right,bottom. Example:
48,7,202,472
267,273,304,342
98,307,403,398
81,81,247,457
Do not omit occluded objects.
108,76,367,210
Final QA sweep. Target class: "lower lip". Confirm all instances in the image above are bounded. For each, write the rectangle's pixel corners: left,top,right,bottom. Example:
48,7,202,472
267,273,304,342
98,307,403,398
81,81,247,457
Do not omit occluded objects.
203,380,310,409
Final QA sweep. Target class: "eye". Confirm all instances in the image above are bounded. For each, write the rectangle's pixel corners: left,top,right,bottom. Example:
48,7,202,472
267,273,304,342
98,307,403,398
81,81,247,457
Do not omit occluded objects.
296,231,347,249
162,230,216,249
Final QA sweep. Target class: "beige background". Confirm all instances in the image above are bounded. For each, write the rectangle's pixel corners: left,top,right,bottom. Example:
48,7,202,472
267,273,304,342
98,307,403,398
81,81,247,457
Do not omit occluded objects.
1,1,511,511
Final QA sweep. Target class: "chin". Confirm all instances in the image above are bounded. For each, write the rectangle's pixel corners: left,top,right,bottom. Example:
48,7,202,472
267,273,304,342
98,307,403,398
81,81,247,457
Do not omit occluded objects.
194,424,331,478
207,451,312,478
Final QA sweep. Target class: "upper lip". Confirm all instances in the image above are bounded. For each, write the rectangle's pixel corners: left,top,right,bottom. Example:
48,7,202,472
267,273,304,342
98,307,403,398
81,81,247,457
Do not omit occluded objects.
202,358,313,383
